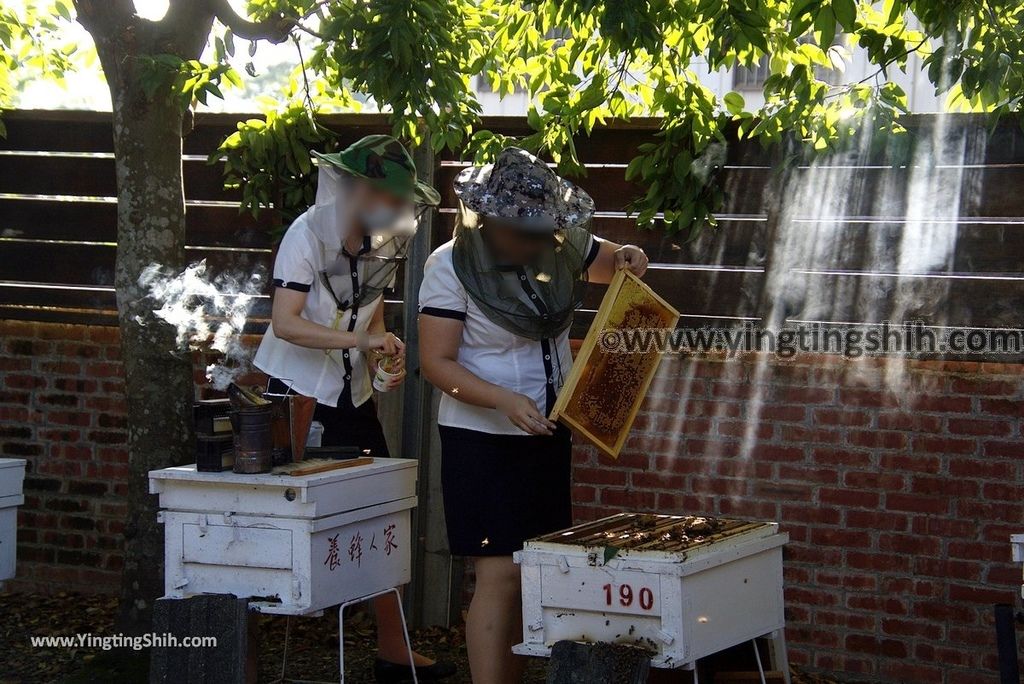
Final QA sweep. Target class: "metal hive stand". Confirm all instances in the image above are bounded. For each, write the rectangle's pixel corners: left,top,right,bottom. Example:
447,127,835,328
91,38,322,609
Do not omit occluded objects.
268,587,418,684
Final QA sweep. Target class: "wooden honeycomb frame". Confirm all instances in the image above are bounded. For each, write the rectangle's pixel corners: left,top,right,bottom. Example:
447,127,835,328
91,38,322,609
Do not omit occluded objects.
551,269,680,458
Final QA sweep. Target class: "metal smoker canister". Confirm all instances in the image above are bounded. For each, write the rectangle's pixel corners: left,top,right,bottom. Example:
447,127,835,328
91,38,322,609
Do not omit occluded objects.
230,405,273,474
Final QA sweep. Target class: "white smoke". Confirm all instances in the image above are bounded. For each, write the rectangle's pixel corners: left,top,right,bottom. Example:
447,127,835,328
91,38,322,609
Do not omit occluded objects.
137,260,266,391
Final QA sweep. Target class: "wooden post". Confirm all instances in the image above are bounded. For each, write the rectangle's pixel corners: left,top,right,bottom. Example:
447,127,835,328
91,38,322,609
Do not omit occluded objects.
149,595,250,684
402,142,462,627
547,641,652,684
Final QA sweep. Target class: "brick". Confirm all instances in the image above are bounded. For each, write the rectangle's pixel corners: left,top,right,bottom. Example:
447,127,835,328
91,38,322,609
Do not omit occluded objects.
778,425,842,443
983,439,1022,458
39,361,80,375
843,471,905,490
47,411,91,427
629,471,686,490
53,378,97,393
878,533,941,556
812,447,872,468
574,467,628,486
750,444,804,462
947,417,1012,437
876,412,943,431
948,456,1015,479
782,504,841,525
1,442,42,457
914,558,981,583
910,395,973,413
819,488,880,508
949,378,1018,396
846,509,908,531
38,393,79,407
5,339,50,355
87,430,126,445
599,488,656,509
85,362,122,378
847,429,907,449
877,453,942,474
759,404,807,422
716,419,772,439
813,408,870,427
5,374,46,389
886,493,950,514
881,617,944,640
978,398,1024,417
839,388,900,408
67,480,110,497
910,475,979,497
773,386,834,403
810,527,871,548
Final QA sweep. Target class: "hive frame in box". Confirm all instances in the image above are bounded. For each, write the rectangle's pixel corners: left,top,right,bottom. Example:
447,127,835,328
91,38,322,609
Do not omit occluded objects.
550,269,680,458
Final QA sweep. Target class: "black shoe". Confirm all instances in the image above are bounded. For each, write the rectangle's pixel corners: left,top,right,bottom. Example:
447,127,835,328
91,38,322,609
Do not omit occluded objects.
374,657,457,683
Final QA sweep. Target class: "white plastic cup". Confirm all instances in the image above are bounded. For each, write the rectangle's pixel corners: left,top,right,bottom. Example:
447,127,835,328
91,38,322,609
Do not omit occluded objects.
372,363,403,392
306,420,324,448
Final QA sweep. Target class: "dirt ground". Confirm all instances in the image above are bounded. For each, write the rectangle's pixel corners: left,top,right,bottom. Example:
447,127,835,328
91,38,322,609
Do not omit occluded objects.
0,592,838,683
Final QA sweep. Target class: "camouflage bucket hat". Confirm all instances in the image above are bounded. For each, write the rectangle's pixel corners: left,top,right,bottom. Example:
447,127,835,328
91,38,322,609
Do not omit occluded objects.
313,134,440,206
453,147,595,231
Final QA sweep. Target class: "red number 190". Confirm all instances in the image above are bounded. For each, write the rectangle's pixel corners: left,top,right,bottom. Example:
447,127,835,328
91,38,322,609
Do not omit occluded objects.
603,583,654,610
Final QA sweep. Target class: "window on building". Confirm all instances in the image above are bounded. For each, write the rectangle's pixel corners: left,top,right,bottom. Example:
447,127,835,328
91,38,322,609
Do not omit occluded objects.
732,37,845,91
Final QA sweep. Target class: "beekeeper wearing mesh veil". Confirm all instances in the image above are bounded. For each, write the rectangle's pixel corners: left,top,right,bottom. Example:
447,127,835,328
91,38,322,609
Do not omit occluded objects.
255,135,456,682
418,147,648,684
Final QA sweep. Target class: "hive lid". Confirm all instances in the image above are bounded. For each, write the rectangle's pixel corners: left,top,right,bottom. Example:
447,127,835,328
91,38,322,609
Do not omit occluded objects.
148,457,418,519
0,458,26,470
149,457,415,487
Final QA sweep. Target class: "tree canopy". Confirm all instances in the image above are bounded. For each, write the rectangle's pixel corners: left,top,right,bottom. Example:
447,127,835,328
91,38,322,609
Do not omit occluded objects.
6,0,1024,229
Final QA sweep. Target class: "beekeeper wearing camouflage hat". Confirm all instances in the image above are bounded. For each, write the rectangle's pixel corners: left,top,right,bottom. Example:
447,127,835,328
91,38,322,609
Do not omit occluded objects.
255,134,455,682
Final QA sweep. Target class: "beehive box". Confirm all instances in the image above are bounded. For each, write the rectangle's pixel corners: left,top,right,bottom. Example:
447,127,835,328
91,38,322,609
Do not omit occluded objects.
150,458,417,615
1010,534,1024,598
513,513,788,669
0,458,26,583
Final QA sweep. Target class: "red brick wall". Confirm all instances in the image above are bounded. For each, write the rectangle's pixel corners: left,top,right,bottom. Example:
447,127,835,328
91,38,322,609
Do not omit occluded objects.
571,353,1024,684
3,320,1023,682
1,320,128,592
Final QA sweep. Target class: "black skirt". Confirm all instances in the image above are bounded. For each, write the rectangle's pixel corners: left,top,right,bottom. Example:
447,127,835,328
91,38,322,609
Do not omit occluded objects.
440,424,572,557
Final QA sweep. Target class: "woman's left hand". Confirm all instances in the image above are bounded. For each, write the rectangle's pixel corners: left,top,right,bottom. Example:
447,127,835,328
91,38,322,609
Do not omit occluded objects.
371,348,406,390
613,244,649,277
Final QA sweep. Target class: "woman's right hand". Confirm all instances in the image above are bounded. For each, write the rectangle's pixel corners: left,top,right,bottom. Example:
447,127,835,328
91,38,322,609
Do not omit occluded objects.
368,332,405,356
496,390,557,436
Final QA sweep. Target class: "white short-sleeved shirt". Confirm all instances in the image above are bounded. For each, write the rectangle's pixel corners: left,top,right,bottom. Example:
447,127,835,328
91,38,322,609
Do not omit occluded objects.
418,237,599,435
254,213,398,408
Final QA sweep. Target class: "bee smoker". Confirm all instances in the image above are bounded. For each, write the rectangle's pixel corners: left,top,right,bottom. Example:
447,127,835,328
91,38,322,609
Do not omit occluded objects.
227,383,274,474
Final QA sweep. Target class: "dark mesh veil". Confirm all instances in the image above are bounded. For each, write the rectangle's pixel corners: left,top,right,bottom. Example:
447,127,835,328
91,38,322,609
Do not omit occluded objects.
451,204,593,340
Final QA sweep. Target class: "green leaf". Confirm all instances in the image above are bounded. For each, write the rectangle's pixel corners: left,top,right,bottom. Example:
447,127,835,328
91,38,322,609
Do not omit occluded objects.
603,545,620,564
723,91,745,115
832,0,856,31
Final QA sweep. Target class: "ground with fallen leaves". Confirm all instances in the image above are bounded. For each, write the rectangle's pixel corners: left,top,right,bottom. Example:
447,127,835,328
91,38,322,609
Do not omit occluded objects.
0,592,840,683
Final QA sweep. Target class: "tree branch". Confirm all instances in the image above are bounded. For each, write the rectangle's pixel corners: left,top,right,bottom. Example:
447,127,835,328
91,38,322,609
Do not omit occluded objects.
207,0,294,44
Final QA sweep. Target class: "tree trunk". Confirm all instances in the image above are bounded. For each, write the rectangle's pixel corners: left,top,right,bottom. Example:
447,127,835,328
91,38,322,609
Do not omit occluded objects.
74,0,215,633
110,89,196,634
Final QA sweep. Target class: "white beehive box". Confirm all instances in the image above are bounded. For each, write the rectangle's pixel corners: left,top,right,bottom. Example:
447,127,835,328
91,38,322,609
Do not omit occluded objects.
1010,534,1024,598
514,513,788,669
150,458,417,615
0,458,27,583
